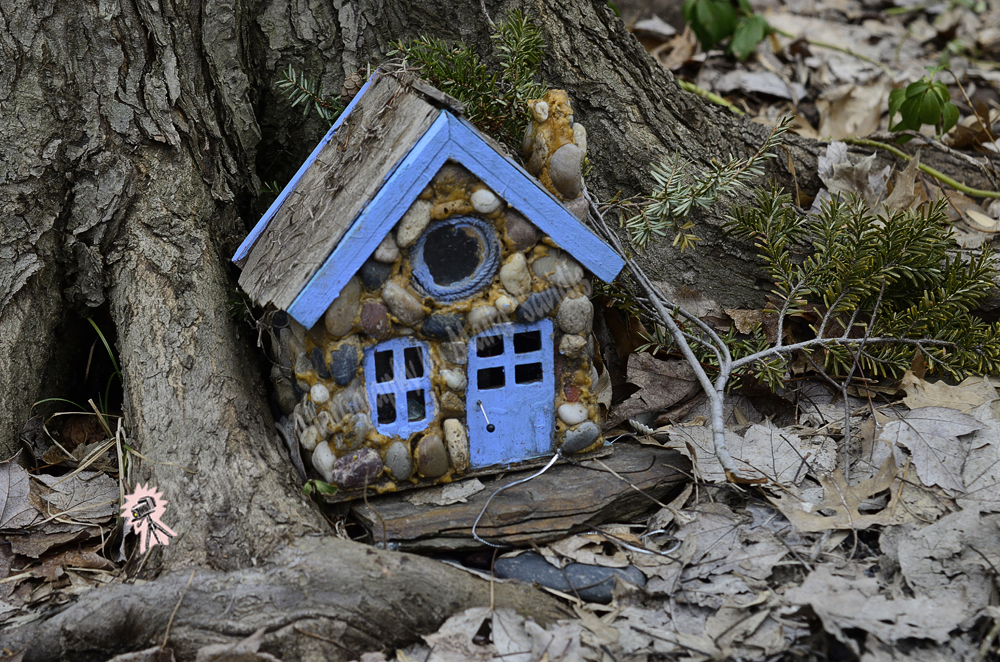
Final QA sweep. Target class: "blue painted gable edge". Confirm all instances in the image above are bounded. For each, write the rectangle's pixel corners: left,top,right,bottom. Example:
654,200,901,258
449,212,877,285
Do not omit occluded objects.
286,110,625,328
232,71,381,264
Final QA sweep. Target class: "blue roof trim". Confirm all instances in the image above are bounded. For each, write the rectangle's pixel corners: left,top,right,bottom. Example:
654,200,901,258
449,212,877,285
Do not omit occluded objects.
444,114,624,284
281,107,626,329
287,110,453,327
232,71,382,264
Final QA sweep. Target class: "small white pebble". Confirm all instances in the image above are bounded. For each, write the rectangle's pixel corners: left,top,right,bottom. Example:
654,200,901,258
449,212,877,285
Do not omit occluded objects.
311,441,336,483
495,294,518,316
532,101,549,122
299,425,320,452
310,383,330,404
471,188,501,214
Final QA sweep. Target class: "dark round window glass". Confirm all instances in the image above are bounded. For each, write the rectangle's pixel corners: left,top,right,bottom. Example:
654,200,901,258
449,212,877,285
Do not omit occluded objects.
411,217,500,303
423,224,482,286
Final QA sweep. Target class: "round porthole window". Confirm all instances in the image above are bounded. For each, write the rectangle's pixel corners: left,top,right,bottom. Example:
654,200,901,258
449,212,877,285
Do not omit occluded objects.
411,216,500,302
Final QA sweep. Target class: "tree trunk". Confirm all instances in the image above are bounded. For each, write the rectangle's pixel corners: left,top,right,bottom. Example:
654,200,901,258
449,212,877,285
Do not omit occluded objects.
0,0,991,657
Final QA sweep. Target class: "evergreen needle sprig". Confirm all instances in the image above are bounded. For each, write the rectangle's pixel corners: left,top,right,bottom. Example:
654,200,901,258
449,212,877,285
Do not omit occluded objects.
275,64,344,123
622,117,793,251
390,9,546,152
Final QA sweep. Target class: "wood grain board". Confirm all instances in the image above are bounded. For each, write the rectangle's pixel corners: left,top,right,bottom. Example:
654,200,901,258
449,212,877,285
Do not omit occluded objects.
238,73,440,310
351,442,690,552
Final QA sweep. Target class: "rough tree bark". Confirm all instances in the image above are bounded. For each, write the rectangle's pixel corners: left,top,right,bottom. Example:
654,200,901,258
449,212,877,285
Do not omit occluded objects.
0,0,991,658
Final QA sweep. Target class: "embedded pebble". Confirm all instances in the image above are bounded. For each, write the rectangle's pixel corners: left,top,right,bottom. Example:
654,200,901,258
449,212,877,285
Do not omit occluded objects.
505,210,538,251
564,384,581,402
516,288,562,323
532,101,549,122
331,447,383,489
360,260,392,291
293,350,315,376
299,425,320,452
565,196,589,220
528,133,548,176
493,552,643,604
495,294,518,316
499,253,531,298
324,276,361,337
311,441,336,483
383,281,426,325
310,383,330,405
361,302,392,340
441,369,467,391
329,378,368,418
558,402,589,425
548,143,584,200
572,123,588,154
384,441,412,480
468,305,499,332
522,122,534,157
421,313,465,340
290,319,307,345
440,391,465,416
396,200,433,248
293,379,308,401
557,296,593,335
311,347,331,379
271,365,297,415
471,188,501,214
562,421,601,454
341,412,374,450
373,233,400,263
532,252,583,288
329,343,359,386
550,258,584,288
443,419,469,472
440,341,468,364
417,435,450,477
559,334,587,359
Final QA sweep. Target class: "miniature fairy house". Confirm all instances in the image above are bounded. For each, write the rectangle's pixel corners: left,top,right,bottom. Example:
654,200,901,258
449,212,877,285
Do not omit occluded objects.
233,71,624,494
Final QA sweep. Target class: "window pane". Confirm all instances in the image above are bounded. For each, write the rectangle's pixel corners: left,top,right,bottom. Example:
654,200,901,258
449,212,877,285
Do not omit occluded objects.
404,347,424,379
407,390,426,421
476,335,503,357
515,362,543,384
513,330,542,354
477,366,505,390
377,393,397,424
374,350,394,383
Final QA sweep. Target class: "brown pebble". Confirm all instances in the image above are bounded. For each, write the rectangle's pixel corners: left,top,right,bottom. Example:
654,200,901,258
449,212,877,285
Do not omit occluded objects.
361,302,392,340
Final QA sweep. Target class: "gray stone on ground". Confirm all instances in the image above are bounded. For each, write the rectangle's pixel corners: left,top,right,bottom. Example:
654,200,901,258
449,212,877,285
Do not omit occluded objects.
493,552,644,603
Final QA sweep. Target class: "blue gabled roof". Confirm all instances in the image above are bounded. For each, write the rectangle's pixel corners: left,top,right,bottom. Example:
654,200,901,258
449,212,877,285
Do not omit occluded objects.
234,73,625,329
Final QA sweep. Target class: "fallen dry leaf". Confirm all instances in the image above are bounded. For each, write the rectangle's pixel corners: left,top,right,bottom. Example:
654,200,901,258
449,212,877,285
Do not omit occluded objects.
900,372,998,413
0,455,39,530
768,458,904,532
882,407,982,494
817,80,893,139
404,479,485,506
786,565,964,652
608,353,701,427
34,471,119,523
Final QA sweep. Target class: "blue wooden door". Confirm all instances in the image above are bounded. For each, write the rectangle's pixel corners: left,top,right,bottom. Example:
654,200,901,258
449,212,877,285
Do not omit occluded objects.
467,319,555,468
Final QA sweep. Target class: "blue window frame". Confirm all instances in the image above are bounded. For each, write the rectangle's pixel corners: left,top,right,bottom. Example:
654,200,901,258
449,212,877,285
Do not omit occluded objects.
363,338,435,437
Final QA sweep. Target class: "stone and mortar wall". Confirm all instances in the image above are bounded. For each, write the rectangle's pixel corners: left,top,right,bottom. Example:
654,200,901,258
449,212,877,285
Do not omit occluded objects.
269,93,599,494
